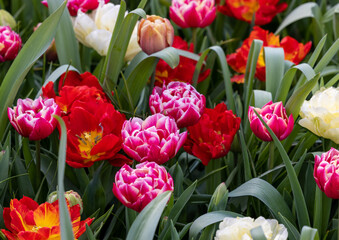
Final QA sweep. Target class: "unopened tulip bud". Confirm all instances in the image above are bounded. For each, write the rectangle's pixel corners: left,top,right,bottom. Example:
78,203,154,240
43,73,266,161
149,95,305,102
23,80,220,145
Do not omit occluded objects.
47,190,84,214
0,10,16,28
138,15,174,55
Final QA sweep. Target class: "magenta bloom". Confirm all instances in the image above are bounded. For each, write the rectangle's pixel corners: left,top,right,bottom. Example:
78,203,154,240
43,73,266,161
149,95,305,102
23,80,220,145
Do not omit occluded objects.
113,161,174,212
8,97,60,141
314,148,339,199
149,82,206,128
121,113,187,164
41,0,109,16
0,26,22,62
170,0,216,28
248,101,294,141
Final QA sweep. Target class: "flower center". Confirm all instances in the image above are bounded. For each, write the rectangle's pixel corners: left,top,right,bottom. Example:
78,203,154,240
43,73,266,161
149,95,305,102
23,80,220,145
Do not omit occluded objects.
77,129,104,162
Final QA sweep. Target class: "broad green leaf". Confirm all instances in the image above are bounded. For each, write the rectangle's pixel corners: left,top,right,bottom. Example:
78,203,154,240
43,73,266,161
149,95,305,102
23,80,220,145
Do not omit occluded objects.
170,220,180,240
278,213,300,240
47,0,82,71
252,90,272,108
54,115,75,239
285,73,320,121
228,178,295,225
300,226,319,240
253,111,311,228
86,224,96,240
126,191,172,240
189,211,242,240
322,3,339,23
251,226,267,240
275,2,320,34
264,47,285,99
0,2,66,137
0,147,9,202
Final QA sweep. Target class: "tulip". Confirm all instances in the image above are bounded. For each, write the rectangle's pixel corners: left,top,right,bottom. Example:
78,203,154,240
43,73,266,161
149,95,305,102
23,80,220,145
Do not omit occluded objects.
7,97,60,141
314,148,339,199
154,36,210,86
216,0,287,26
73,2,141,61
47,190,84,214
170,0,216,28
1,196,93,240
0,26,22,62
113,162,174,212
138,15,174,55
248,101,294,142
149,82,206,128
121,113,187,164
227,26,311,83
299,87,339,144
184,103,241,165
215,216,288,240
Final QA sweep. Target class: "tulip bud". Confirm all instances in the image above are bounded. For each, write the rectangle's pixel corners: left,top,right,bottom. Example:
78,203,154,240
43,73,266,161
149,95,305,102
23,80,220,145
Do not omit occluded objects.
0,26,22,62
0,10,16,28
47,190,84,214
138,15,174,55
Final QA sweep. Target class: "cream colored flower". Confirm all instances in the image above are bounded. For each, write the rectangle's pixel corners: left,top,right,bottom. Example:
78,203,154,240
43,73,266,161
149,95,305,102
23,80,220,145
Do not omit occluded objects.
299,87,339,144
73,2,141,61
214,217,288,240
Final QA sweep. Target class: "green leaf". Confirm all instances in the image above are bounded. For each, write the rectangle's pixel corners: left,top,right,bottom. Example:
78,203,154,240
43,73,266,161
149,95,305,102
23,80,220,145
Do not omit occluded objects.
54,115,75,239
264,47,285,99
0,147,9,203
275,2,320,34
126,191,172,240
0,1,66,137
228,178,295,225
300,226,319,240
314,38,339,74
208,182,228,212
251,226,268,240
86,224,96,240
285,73,320,121
47,0,82,71
278,213,300,240
170,220,180,240
253,90,272,108
252,110,311,228
189,211,242,240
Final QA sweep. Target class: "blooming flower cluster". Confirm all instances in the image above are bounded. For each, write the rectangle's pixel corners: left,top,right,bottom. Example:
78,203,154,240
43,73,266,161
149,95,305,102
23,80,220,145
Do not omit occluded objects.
227,26,311,83
0,26,22,62
1,196,92,239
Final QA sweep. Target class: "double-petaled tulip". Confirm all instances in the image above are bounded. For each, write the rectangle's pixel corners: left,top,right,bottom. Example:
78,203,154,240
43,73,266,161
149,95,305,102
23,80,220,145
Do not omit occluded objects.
184,103,241,165
154,36,210,86
170,0,216,28
299,87,339,144
8,97,60,141
121,113,187,164
138,15,174,55
216,0,287,26
1,196,93,240
41,0,109,16
113,161,174,212
314,148,339,199
248,101,294,142
73,2,141,61
0,26,22,62
227,26,311,83
149,82,206,128
215,216,288,240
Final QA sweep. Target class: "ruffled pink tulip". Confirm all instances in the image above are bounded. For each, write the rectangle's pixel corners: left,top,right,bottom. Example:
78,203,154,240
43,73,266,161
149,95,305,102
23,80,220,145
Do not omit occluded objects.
314,148,339,199
149,82,206,128
113,161,174,212
0,26,22,62
121,113,187,164
41,0,109,16
138,15,174,55
170,0,216,28
248,101,294,141
8,97,60,141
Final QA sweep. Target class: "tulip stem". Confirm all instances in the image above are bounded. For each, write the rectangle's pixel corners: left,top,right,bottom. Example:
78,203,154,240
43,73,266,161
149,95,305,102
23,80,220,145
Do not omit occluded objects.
36,140,41,186
267,142,275,183
192,28,197,53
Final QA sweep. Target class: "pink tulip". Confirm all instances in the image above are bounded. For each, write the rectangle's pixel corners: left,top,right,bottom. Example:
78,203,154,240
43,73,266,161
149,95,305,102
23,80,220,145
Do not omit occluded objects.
170,0,216,28
113,161,174,212
314,148,339,199
248,101,294,141
0,26,22,62
149,82,206,128
8,97,61,141
138,15,174,55
41,0,109,16
121,113,187,164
